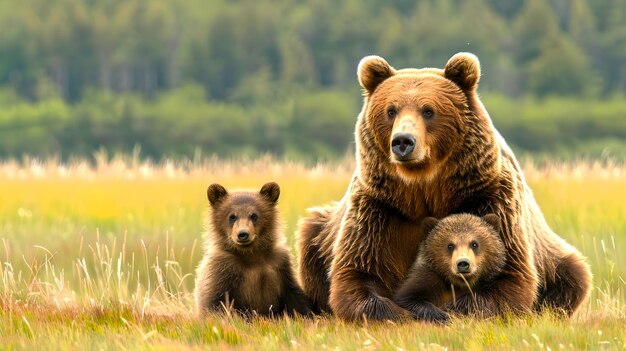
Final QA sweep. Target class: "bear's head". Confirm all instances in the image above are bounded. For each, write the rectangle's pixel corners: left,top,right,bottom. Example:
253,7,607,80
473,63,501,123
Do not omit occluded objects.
207,182,280,252
356,53,482,181
420,213,505,288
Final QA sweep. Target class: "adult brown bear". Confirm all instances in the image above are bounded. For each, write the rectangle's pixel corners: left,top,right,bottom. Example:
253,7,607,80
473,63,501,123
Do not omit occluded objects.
296,53,591,321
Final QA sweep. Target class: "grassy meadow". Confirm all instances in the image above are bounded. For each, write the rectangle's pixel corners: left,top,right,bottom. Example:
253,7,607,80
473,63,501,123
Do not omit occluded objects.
0,155,625,350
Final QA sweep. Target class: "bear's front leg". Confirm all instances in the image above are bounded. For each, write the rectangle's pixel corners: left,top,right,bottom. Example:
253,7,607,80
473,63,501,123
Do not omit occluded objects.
278,256,314,316
326,192,420,321
330,268,412,321
393,268,451,323
195,258,242,317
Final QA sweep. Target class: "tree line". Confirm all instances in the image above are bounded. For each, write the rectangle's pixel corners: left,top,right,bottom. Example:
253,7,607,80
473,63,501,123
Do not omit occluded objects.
0,0,625,160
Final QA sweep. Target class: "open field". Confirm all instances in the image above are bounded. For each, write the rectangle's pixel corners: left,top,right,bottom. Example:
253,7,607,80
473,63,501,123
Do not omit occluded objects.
1,156,625,350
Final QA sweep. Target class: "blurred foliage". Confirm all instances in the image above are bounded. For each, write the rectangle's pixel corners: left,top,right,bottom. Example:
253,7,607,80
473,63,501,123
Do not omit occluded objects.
0,0,624,160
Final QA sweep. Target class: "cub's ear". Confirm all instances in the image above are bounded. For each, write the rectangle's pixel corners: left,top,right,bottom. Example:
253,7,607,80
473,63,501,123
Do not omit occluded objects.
444,52,481,93
358,55,395,94
260,182,280,204
421,217,439,235
482,213,500,232
207,183,228,207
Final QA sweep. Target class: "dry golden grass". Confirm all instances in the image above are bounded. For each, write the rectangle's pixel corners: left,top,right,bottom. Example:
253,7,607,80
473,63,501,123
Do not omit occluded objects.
0,156,624,349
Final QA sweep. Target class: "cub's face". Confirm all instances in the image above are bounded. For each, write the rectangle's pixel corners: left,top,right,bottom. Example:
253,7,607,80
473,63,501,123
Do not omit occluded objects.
357,53,481,180
207,182,280,250
421,214,505,288
221,199,262,247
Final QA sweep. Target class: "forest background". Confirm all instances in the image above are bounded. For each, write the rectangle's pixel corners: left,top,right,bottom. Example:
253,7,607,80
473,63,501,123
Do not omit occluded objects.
0,0,624,161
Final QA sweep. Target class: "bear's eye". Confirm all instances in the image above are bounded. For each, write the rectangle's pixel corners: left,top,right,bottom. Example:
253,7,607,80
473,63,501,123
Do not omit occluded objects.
387,108,397,118
228,214,237,222
447,243,455,252
250,213,258,221
422,108,434,120
471,241,479,250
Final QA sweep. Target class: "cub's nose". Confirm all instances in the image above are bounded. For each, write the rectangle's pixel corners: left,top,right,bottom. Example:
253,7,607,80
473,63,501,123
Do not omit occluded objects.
237,231,250,243
391,133,416,159
456,258,471,273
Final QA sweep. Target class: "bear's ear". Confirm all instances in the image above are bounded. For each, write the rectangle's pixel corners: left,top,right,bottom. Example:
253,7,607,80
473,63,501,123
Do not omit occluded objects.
421,217,439,234
358,55,395,94
259,182,280,204
207,183,228,207
482,213,500,232
444,52,481,93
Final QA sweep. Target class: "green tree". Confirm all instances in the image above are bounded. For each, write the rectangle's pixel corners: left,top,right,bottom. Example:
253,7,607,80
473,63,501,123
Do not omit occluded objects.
513,0,560,63
528,34,593,97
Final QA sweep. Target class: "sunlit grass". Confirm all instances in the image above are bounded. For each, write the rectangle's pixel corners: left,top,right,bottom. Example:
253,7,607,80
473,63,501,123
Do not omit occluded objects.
0,155,624,349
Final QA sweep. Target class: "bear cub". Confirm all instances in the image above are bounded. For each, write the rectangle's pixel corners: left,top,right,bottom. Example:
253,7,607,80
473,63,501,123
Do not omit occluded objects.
394,213,506,323
194,182,312,317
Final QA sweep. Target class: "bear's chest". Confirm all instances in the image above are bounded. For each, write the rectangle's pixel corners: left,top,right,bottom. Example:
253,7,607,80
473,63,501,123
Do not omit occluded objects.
386,217,425,282
438,284,473,306
235,265,283,314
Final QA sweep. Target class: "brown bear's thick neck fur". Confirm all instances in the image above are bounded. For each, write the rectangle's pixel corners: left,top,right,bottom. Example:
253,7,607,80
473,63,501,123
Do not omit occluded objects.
355,72,502,220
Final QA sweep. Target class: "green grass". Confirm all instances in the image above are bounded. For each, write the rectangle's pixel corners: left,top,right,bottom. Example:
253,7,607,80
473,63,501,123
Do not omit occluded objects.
0,156,625,350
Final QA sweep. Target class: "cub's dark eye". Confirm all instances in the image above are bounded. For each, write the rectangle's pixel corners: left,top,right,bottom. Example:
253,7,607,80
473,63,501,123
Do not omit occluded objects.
471,241,479,249
250,213,258,221
228,214,237,222
387,108,397,118
447,243,455,251
422,108,434,120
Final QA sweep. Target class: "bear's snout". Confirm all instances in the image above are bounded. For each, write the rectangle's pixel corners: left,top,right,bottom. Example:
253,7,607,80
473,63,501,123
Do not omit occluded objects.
237,230,250,243
391,133,416,159
231,219,256,246
456,258,471,273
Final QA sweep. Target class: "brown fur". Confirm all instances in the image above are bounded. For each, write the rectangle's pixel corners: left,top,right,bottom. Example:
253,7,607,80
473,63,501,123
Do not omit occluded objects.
296,53,592,321
394,214,506,323
195,182,312,317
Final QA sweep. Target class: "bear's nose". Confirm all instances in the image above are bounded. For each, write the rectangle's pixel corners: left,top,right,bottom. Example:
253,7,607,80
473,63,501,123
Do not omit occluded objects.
456,258,471,273
237,231,250,242
391,133,416,159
